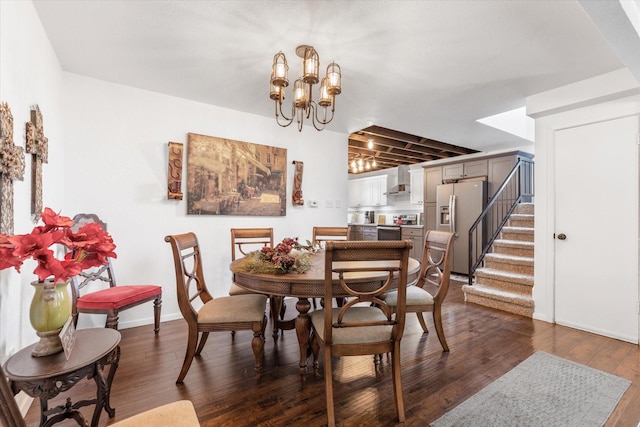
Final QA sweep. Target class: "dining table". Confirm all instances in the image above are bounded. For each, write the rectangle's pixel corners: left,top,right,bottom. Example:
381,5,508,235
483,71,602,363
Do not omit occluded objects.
230,250,420,378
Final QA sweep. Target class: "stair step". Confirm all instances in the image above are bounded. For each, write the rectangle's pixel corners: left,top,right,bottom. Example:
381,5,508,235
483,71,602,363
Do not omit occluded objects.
483,253,534,275
514,203,534,215
501,226,534,242
462,283,534,305
509,214,534,228
462,284,534,317
492,239,534,257
474,268,534,295
465,202,535,318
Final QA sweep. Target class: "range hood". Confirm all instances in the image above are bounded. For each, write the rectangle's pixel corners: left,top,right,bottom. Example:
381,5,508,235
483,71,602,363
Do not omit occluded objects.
385,165,411,195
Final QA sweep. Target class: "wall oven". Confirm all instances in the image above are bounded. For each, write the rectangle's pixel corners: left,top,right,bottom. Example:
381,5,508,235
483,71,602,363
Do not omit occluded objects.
377,225,402,240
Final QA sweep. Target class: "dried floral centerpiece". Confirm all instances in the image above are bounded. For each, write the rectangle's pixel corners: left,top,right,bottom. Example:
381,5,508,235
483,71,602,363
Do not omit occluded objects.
237,237,318,274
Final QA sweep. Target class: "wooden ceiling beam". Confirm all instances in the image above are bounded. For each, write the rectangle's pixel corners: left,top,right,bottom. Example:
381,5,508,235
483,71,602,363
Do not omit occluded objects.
348,153,435,166
349,134,453,159
358,126,477,156
347,124,478,174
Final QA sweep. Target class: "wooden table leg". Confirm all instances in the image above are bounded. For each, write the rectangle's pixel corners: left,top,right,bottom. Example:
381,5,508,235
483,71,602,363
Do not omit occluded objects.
39,398,48,426
40,397,88,427
90,346,120,427
294,298,312,380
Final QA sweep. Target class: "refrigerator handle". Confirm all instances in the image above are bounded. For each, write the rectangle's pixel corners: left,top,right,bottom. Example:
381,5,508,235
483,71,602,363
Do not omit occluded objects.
449,194,456,234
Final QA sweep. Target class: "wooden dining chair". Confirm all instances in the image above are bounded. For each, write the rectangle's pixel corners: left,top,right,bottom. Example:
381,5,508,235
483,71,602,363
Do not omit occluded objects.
228,228,286,335
385,229,455,351
228,228,273,298
70,213,162,333
309,240,413,427
0,364,201,427
312,226,349,245
311,226,349,308
165,232,268,384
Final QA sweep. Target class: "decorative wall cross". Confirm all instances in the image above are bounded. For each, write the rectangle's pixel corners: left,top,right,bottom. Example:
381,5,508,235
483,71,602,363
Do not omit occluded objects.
0,103,26,234
25,105,48,221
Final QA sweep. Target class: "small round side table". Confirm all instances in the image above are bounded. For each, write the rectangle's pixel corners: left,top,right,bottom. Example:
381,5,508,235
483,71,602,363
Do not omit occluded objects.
3,328,121,427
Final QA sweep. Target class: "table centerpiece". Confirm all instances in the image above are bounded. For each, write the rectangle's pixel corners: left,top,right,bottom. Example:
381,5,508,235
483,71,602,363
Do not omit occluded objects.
235,237,318,274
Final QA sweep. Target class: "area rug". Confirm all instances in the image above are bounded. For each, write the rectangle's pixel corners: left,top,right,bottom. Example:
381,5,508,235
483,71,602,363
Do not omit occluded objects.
430,351,631,427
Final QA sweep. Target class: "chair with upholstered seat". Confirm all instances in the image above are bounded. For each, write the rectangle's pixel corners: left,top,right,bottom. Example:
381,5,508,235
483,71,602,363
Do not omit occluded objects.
165,232,268,384
311,226,349,309
70,213,162,333
385,229,454,351
309,240,412,427
228,228,286,335
228,227,273,297
312,226,349,246
0,364,200,427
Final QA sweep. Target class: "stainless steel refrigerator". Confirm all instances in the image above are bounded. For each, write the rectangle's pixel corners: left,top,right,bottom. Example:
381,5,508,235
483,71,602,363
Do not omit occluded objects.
436,180,487,274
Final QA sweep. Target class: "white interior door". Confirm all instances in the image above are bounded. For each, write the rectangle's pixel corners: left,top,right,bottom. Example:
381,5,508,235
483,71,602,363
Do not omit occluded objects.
554,116,639,343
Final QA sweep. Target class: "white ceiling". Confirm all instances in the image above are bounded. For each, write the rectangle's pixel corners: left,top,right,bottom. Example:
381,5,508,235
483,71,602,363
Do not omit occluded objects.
32,0,637,153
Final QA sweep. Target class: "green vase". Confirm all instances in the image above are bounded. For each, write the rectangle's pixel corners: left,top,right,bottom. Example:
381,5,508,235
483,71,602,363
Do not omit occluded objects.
29,280,71,357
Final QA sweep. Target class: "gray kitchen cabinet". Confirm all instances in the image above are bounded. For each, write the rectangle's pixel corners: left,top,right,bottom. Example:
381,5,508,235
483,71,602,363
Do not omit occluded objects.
424,167,442,203
362,225,378,241
402,227,424,261
348,225,362,240
487,153,533,200
348,225,378,241
442,159,488,181
423,167,442,234
424,204,437,233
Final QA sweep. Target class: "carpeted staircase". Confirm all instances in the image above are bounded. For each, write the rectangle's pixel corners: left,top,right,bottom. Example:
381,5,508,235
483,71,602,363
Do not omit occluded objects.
462,203,534,317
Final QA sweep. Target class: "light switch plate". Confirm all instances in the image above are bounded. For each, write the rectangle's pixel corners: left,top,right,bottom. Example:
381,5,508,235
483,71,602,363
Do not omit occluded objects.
309,200,318,207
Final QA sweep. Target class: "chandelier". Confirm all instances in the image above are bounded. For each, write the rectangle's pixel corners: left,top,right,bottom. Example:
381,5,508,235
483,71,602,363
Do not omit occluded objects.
350,154,377,173
270,45,342,131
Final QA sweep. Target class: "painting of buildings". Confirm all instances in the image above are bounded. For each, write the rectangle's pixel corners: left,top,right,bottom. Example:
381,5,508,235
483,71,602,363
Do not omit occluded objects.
187,133,287,216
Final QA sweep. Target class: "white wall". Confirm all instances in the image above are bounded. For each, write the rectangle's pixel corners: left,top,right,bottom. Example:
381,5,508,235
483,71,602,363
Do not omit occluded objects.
62,74,349,330
0,0,65,359
0,1,348,358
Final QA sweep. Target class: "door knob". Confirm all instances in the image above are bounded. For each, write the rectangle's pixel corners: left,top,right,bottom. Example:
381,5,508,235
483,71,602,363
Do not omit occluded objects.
557,233,566,240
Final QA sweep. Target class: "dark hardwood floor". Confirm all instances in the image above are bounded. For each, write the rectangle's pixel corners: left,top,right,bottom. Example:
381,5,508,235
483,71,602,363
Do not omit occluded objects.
24,281,640,426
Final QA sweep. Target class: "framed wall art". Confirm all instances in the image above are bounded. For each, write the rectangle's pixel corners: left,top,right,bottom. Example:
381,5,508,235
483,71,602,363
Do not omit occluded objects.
167,141,184,200
187,133,287,216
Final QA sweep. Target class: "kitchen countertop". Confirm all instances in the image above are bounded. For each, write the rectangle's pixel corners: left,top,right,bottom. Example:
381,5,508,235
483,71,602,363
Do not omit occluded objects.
348,223,423,228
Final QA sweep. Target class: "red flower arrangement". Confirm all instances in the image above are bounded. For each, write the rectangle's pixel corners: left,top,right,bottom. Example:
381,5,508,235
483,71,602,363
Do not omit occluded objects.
0,207,117,284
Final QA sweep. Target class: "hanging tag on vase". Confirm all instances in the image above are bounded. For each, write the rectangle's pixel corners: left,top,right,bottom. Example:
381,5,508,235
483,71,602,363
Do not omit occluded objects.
60,317,76,360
